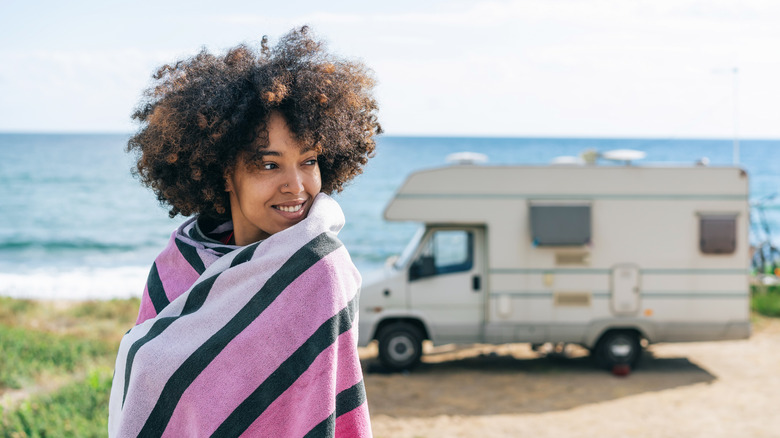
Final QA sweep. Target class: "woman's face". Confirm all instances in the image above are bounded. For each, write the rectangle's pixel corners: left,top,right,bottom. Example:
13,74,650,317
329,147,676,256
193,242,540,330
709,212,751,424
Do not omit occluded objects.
225,112,322,246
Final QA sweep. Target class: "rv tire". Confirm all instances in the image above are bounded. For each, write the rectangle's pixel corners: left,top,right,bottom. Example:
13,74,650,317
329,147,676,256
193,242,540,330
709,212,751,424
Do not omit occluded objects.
594,330,642,370
377,322,424,371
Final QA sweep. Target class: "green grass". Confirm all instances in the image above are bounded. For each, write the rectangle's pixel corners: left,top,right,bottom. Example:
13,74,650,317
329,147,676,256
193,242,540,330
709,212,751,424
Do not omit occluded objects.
0,297,138,437
0,369,112,438
0,324,110,390
0,298,36,321
751,284,780,317
0,297,137,391
66,299,139,322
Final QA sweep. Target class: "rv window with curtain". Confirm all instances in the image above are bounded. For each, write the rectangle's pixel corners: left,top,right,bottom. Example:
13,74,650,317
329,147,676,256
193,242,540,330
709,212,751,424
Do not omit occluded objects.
699,213,737,254
530,203,591,246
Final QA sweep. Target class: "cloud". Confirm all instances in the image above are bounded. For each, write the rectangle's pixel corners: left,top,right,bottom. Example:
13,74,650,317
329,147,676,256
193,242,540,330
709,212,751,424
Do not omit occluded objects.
3,0,780,137
0,49,175,132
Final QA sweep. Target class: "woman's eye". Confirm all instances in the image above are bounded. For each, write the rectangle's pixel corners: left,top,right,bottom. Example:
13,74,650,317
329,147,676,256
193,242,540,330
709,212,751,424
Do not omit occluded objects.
262,162,278,170
304,158,318,166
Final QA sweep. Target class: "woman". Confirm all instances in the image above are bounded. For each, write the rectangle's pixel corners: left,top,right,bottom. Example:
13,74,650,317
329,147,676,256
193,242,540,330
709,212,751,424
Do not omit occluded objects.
109,27,380,437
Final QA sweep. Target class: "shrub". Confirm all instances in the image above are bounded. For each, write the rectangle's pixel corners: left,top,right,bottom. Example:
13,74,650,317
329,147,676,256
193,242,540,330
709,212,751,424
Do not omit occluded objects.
751,284,780,317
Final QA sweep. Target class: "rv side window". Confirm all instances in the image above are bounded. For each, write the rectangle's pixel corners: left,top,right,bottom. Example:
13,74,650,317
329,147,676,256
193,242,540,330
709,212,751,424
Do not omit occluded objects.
699,213,737,254
530,204,591,246
410,230,473,280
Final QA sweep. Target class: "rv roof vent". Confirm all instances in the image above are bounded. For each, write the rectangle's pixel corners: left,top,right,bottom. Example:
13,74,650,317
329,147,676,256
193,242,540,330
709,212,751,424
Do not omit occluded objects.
601,149,646,165
550,156,584,165
446,151,488,165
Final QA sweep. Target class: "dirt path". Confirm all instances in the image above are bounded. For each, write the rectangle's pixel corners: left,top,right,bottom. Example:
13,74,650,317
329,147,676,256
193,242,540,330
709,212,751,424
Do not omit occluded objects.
361,317,780,438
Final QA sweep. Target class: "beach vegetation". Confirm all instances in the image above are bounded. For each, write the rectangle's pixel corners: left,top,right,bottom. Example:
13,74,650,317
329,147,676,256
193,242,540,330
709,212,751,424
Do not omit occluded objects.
0,297,137,437
751,284,780,317
0,368,112,438
0,324,108,389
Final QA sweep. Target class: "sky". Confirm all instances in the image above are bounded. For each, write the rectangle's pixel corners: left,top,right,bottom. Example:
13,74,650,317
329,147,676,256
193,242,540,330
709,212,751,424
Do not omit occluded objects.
2,0,780,138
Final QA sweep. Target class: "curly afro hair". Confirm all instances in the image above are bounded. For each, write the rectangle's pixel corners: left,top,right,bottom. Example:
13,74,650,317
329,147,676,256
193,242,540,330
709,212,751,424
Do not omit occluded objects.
127,26,382,218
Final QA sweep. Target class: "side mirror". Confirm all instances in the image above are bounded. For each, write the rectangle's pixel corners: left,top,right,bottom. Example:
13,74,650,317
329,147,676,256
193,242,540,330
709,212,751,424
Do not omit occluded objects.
385,255,399,268
409,255,436,280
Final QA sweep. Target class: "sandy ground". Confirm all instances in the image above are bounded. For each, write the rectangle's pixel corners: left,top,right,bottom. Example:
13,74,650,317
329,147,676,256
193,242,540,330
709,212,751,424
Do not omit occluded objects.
359,317,780,438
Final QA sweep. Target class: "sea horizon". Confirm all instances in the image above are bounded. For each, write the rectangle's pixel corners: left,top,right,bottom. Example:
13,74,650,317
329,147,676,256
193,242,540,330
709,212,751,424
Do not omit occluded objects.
1,133,778,300
2,131,780,142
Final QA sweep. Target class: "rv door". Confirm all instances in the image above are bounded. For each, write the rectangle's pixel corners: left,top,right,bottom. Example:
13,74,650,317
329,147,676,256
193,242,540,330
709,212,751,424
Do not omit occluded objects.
407,226,486,343
611,263,641,315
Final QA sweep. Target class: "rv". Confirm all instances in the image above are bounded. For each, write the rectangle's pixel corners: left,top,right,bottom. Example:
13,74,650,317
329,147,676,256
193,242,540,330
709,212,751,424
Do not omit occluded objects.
357,151,751,371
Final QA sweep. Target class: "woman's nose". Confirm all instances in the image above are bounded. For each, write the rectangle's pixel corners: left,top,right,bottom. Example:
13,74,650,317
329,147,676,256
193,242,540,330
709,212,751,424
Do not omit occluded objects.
281,169,305,193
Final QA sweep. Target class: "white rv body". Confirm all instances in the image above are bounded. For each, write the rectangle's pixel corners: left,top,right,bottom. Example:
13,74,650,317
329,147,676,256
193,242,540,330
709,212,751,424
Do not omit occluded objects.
358,161,751,369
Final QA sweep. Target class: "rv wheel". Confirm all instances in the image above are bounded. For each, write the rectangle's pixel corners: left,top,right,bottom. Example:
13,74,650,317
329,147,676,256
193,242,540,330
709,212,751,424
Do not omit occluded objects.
377,323,423,371
594,330,642,370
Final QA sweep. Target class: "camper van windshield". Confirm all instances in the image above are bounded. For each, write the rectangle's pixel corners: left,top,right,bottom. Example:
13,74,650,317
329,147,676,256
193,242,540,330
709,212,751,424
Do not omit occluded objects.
395,226,425,269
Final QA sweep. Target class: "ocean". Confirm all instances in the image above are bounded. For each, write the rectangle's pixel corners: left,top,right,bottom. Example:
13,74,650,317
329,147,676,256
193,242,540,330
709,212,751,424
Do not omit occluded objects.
1,134,778,300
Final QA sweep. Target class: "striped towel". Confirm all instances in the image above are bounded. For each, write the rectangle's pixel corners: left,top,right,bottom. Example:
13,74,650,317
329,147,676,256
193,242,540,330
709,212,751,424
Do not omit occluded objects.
109,193,371,437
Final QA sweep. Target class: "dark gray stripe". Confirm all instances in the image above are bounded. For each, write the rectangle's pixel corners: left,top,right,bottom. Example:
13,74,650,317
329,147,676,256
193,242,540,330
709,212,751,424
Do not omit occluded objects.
214,296,358,437
175,238,207,275
335,379,367,417
302,379,368,438
138,232,343,437
146,263,170,314
213,246,235,255
187,218,237,254
230,243,259,268
122,275,219,406
303,415,334,438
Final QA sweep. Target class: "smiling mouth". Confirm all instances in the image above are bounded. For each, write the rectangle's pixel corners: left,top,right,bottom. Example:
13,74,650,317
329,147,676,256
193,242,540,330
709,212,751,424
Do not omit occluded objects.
276,204,303,213
273,202,305,213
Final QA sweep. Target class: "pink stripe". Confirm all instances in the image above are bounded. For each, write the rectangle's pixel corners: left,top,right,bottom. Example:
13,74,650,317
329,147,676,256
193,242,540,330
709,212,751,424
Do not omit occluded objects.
135,284,157,325
155,238,200,304
335,403,372,438
334,327,362,394
162,247,360,437
241,329,365,437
